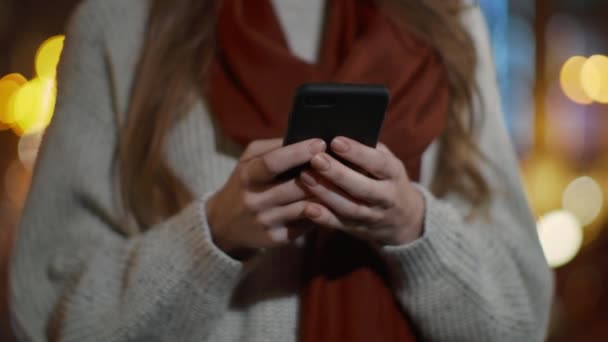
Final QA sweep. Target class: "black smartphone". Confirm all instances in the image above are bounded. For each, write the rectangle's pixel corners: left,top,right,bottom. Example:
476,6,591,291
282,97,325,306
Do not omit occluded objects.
280,83,389,179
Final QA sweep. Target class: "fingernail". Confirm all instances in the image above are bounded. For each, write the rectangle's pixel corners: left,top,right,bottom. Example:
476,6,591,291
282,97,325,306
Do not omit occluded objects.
331,137,349,153
311,154,331,171
300,172,317,187
309,139,326,154
306,204,322,218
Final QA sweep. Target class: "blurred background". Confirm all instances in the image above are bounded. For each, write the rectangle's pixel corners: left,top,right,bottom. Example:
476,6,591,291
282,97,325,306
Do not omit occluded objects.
1,0,608,340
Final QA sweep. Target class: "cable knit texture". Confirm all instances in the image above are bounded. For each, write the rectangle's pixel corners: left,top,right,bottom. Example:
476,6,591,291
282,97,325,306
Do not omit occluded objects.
9,0,553,341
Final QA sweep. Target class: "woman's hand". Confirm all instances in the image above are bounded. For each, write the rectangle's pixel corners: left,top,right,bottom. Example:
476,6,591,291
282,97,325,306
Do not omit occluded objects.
206,138,326,256
299,136,425,246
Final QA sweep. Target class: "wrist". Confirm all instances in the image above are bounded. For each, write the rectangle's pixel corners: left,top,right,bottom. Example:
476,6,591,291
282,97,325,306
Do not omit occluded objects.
205,194,234,252
392,184,425,246
205,195,259,260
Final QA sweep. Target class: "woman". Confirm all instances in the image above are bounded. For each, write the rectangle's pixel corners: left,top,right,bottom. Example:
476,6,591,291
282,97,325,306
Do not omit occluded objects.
10,0,553,341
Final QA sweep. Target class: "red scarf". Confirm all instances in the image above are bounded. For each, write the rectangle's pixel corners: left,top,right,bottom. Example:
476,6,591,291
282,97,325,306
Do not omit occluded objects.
209,0,449,340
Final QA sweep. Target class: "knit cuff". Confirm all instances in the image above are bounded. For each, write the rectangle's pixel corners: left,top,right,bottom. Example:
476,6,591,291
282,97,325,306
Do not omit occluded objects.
180,192,244,287
381,184,478,290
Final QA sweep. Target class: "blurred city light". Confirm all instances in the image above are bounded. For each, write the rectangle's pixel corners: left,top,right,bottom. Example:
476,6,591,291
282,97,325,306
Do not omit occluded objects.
35,35,64,79
0,79,20,127
478,0,536,155
537,210,584,268
1,73,27,86
581,54,608,103
507,15,536,154
560,56,593,104
8,77,56,135
0,35,64,136
522,153,573,215
562,176,604,226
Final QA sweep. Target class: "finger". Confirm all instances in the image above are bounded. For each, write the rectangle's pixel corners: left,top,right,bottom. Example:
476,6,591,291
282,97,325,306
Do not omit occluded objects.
263,227,294,245
305,153,388,206
241,138,283,161
256,200,311,229
329,136,401,179
246,179,308,211
376,142,393,155
303,202,345,229
303,203,372,241
251,201,314,247
255,225,311,248
246,138,326,184
299,174,382,222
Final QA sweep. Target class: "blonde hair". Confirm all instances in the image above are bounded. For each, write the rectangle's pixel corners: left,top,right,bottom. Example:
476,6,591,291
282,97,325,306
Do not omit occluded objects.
119,0,488,231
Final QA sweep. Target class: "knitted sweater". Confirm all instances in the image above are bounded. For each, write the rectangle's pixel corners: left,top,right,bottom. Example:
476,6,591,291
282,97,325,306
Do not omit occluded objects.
9,0,554,341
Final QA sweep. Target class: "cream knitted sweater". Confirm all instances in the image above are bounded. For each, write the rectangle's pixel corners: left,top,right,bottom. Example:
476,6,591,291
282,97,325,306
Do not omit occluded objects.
10,0,553,341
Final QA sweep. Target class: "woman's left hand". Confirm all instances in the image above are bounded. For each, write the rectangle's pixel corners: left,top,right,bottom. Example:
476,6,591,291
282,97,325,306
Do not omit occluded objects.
299,136,425,246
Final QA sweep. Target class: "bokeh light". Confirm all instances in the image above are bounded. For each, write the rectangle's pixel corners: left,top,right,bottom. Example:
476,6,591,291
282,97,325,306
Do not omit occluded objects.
560,56,593,104
537,210,584,268
0,79,20,125
508,15,536,83
35,35,65,80
1,73,27,86
8,77,56,136
506,15,536,155
0,74,28,131
562,176,604,226
0,35,64,137
522,153,574,215
581,55,608,104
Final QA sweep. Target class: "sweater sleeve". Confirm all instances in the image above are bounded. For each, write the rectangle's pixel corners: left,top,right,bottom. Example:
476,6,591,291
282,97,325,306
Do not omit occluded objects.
9,2,242,341
381,6,554,342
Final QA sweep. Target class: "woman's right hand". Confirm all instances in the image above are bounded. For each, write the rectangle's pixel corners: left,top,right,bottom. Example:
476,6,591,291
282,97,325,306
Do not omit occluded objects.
205,138,327,256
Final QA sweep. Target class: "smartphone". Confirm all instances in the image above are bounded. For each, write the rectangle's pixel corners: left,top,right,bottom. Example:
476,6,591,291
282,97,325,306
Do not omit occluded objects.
280,83,389,179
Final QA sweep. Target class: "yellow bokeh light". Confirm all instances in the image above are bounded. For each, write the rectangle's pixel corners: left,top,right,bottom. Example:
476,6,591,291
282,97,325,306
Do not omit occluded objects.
1,73,27,86
0,35,64,136
35,35,65,79
0,79,21,124
537,210,583,268
562,176,604,226
560,56,593,104
521,153,573,216
581,55,608,104
8,78,57,136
